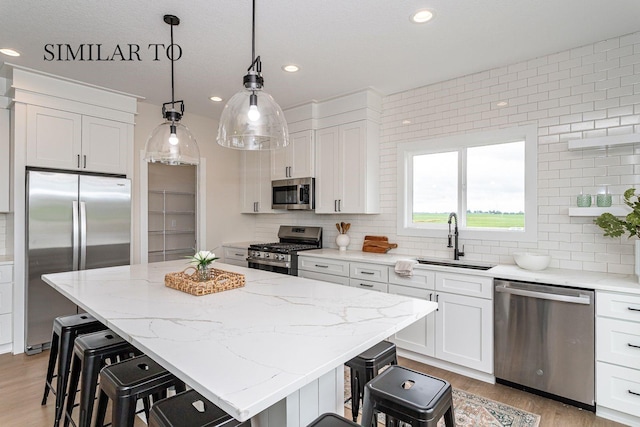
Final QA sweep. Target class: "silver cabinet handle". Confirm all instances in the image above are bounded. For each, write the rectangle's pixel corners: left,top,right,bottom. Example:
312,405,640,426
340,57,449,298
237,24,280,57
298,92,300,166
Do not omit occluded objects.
361,271,375,275
83,155,87,168
77,154,81,168
338,199,342,212
628,343,640,349
435,293,439,311
629,390,640,397
359,283,374,288
429,293,433,301
334,200,337,212
495,284,591,305
628,307,640,312
235,253,244,257
315,264,329,268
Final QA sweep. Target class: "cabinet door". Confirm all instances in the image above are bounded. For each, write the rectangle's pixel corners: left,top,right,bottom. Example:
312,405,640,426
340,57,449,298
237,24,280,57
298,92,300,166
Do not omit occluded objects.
388,284,435,357
271,140,290,180
299,270,351,286
241,151,261,213
290,130,314,178
338,121,367,213
435,292,493,373
257,150,274,212
0,109,9,212
82,116,129,174
315,126,339,213
26,105,82,170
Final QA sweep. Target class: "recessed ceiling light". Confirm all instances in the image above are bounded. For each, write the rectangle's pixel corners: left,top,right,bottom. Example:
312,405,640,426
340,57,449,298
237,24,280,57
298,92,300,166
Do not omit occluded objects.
282,64,299,73
411,9,434,24
0,48,20,57
209,96,223,102
496,101,508,107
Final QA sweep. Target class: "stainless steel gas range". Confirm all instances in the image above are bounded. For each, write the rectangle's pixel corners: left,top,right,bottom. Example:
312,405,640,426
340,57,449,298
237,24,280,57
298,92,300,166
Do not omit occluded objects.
247,226,323,275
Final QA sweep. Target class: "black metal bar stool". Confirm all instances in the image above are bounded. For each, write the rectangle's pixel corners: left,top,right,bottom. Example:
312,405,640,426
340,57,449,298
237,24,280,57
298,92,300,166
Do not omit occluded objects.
94,355,186,427
62,330,142,427
41,313,107,427
307,413,360,426
148,389,250,427
361,365,455,427
344,340,397,422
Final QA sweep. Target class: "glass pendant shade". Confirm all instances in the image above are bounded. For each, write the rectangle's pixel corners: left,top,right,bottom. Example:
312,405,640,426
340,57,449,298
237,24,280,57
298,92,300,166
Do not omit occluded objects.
144,120,200,165
217,87,289,150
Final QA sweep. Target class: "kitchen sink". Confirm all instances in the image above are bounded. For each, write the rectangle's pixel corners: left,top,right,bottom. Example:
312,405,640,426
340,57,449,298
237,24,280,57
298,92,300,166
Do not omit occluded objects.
416,258,495,271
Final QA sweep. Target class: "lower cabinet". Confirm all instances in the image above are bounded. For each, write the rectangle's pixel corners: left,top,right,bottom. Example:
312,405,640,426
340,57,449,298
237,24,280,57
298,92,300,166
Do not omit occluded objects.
388,284,435,357
222,246,248,267
0,264,13,352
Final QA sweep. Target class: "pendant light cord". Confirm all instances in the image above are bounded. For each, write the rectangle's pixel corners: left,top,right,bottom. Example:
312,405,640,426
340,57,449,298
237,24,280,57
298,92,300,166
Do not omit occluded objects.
251,0,255,66
170,21,176,109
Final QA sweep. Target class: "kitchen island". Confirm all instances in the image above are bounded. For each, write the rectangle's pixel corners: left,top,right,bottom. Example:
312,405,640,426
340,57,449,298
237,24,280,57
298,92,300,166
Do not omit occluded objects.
42,260,436,426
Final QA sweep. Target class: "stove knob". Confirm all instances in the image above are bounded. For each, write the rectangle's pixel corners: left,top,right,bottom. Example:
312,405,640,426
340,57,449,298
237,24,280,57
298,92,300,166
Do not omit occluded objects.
265,253,270,258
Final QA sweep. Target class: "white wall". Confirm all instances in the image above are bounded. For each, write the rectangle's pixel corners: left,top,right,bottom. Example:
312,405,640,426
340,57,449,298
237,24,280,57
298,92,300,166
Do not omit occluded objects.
0,214,5,256
132,102,255,263
254,31,640,275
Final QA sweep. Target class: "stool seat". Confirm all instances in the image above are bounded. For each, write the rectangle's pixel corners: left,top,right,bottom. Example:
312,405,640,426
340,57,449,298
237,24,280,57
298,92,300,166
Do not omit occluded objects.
41,313,107,427
149,389,249,427
94,355,186,427
344,340,397,422
63,330,140,427
306,413,360,426
361,365,455,427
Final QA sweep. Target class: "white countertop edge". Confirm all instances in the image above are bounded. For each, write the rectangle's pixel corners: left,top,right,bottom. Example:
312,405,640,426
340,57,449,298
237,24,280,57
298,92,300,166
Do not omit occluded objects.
0,255,14,265
299,249,640,295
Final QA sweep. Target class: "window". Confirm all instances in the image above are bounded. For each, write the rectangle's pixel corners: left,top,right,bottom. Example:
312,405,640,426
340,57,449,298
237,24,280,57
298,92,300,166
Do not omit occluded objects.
397,125,537,242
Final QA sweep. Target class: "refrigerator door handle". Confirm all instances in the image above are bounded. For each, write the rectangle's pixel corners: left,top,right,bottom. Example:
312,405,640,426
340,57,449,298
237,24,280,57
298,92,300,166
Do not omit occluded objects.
72,201,80,270
79,201,87,270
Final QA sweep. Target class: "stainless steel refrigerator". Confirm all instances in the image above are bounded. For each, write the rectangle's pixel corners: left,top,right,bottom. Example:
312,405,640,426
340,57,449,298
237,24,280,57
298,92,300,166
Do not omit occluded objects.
26,170,131,354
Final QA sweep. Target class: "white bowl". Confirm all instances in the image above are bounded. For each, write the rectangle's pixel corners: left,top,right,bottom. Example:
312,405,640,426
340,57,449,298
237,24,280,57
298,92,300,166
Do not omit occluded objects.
512,252,551,271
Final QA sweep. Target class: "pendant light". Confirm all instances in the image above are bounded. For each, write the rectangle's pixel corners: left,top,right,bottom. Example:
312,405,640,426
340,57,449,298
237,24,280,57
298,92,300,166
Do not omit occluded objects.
144,14,200,165
217,0,289,150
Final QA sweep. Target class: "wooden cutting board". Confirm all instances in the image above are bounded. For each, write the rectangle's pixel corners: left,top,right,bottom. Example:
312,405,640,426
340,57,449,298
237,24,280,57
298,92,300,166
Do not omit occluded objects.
362,236,398,253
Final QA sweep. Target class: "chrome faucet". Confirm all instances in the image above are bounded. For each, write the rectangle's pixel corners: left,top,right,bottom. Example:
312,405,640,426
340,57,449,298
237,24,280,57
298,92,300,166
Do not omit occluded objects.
447,212,464,260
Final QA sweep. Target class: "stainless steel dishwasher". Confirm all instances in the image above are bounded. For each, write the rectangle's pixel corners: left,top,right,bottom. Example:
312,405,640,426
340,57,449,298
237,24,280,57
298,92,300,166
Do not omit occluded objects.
494,279,595,410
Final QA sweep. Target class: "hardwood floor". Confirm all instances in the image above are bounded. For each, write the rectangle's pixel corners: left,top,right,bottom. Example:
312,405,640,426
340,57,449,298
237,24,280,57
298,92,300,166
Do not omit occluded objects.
0,351,624,426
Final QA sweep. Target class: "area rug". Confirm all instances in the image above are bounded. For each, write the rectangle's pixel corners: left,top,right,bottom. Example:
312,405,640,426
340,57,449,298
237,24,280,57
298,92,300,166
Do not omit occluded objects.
344,368,540,427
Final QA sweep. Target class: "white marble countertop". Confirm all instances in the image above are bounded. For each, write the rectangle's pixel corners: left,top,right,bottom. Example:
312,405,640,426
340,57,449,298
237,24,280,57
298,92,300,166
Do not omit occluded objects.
42,260,436,422
299,249,640,295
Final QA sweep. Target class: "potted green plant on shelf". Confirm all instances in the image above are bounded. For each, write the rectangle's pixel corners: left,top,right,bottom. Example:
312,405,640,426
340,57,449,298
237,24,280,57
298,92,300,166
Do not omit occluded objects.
595,188,640,280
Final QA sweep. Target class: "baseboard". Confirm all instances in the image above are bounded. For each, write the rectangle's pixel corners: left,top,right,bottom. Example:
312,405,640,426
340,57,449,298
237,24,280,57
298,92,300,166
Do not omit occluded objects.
0,342,12,354
596,405,640,426
397,348,495,384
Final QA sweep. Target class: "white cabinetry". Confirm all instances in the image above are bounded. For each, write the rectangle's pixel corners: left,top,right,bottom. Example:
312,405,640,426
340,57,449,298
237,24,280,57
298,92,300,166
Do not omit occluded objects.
223,246,248,267
0,109,9,212
26,105,129,175
241,150,274,213
0,264,13,352
596,291,640,423
315,120,379,214
271,130,314,180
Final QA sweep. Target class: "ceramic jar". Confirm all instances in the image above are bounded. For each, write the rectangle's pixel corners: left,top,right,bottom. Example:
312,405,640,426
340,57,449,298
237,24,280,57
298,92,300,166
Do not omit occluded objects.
336,234,350,251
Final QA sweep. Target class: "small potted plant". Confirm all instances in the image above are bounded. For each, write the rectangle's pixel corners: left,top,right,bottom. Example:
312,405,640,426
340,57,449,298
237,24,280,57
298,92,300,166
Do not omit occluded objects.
595,188,640,279
188,250,219,281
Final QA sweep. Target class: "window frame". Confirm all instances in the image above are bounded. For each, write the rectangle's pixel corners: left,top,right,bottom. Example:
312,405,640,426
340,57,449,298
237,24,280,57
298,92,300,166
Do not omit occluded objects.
397,125,537,242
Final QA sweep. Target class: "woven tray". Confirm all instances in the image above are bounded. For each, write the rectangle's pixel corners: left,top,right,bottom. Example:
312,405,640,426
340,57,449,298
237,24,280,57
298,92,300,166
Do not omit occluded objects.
165,267,245,296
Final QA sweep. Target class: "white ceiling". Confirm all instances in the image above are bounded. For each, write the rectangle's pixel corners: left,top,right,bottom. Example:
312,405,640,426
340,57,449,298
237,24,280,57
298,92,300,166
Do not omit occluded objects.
2,0,640,119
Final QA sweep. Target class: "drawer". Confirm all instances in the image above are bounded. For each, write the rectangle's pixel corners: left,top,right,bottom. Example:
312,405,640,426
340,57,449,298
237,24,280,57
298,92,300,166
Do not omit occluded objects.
0,282,11,314
388,284,433,301
0,313,11,345
388,267,435,290
299,257,349,277
299,270,350,287
597,362,640,418
350,262,388,284
597,317,640,366
0,265,12,284
349,278,388,293
435,272,493,299
223,247,248,262
597,292,640,322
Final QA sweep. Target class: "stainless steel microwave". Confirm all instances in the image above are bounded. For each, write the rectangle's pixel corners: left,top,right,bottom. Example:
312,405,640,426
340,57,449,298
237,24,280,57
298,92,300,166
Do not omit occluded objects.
272,178,314,210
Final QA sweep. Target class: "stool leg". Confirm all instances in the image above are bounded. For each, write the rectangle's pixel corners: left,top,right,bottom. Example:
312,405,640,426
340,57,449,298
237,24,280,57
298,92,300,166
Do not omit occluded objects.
349,368,359,422
54,331,74,427
361,387,374,427
42,332,60,405
175,380,186,393
94,390,109,427
63,353,82,427
77,353,102,427
111,396,137,427
444,406,456,427
142,397,151,423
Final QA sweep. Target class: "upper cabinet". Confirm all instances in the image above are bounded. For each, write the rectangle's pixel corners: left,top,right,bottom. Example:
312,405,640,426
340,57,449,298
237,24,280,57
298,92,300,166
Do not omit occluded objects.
271,130,315,180
241,150,275,213
0,109,9,212
26,105,129,175
315,120,380,214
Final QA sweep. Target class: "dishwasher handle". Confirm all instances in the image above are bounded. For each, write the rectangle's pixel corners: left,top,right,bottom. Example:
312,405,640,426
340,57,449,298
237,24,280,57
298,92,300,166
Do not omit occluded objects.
495,284,591,305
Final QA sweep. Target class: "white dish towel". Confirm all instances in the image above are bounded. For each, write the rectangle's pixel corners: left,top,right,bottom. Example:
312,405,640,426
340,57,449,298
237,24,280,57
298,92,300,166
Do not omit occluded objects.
394,259,418,277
